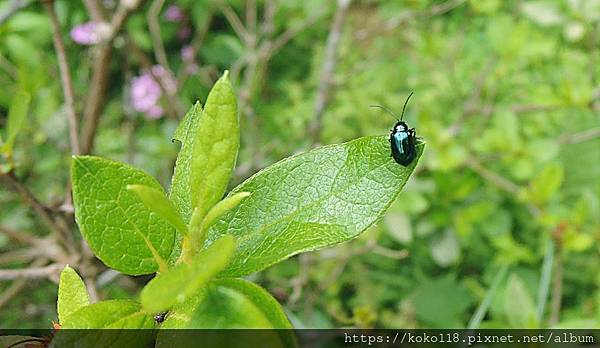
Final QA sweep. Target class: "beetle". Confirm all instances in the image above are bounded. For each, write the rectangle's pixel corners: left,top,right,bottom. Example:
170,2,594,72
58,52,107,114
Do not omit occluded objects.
154,311,168,324
370,92,417,166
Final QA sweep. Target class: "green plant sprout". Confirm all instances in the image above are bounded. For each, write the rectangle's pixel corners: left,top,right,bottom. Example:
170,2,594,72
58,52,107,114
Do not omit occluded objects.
54,71,422,345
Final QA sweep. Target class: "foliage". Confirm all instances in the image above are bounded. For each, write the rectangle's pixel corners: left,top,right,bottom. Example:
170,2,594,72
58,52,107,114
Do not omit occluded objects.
52,72,421,337
0,0,599,331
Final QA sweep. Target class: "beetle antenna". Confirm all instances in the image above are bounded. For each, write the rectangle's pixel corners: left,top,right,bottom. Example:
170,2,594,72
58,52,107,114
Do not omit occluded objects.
400,92,414,121
369,104,399,122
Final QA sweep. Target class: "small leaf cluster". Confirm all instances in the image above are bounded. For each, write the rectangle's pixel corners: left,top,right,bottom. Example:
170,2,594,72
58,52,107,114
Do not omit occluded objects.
59,71,422,340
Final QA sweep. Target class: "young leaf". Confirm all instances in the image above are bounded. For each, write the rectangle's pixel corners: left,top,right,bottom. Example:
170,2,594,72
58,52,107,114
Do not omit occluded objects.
187,278,296,348
190,192,250,252
189,71,239,219
60,300,154,329
54,300,155,347
1,90,31,154
190,278,292,329
207,136,424,276
170,102,202,222
140,235,235,313
71,156,176,275
127,184,187,235
57,266,90,324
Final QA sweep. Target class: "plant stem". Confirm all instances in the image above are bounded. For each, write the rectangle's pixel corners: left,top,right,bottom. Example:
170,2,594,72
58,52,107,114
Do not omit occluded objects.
309,0,352,144
468,264,508,329
536,238,554,325
549,246,563,325
43,0,81,155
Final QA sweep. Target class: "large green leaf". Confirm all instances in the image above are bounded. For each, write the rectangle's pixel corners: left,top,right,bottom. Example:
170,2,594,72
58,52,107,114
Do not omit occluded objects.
170,71,239,223
207,136,424,276
71,156,176,275
140,235,235,313
54,300,155,347
185,278,296,348
190,278,292,329
60,300,154,329
57,266,89,324
189,71,239,219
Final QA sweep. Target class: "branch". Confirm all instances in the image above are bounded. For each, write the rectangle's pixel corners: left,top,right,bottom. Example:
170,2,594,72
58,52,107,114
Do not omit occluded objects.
267,11,327,56
43,0,81,155
549,240,564,325
308,0,352,143
0,225,40,246
0,263,62,280
80,1,141,154
0,258,46,311
559,127,600,144
83,0,105,22
465,156,520,194
219,1,251,44
2,172,72,240
382,0,466,31
147,0,171,71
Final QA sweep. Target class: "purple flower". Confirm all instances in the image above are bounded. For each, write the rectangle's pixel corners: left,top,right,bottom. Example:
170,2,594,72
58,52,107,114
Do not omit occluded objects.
131,72,163,119
164,5,185,22
70,21,111,45
181,45,194,61
146,105,164,119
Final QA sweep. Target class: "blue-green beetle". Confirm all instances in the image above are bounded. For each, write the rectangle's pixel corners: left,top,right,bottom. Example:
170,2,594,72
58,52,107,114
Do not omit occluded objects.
371,92,417,166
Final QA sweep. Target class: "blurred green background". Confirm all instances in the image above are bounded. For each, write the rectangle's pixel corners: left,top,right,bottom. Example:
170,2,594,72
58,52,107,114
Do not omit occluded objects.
0,0,599,329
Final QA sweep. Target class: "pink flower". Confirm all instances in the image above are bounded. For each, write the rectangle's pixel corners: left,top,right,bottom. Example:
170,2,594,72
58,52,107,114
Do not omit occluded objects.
131,72,163,119
70,21,111,45
164,5,185,22
181,45,194,61
146,105,164,119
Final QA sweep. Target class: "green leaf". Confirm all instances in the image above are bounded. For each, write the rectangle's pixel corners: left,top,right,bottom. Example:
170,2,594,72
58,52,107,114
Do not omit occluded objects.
71,156,176,275
412,275,472,327
190,192,250,252
187,278,296,347
190,278,292,329
189,71,239,219
170,72,239,224
527,163,564,205
54,300,155,347
207,136,424,276
60,300,154,329
127,184,187,235
504,273,537,327
1,90,31,154
57,266,90,324
140,235,235,313
170,101,202,222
